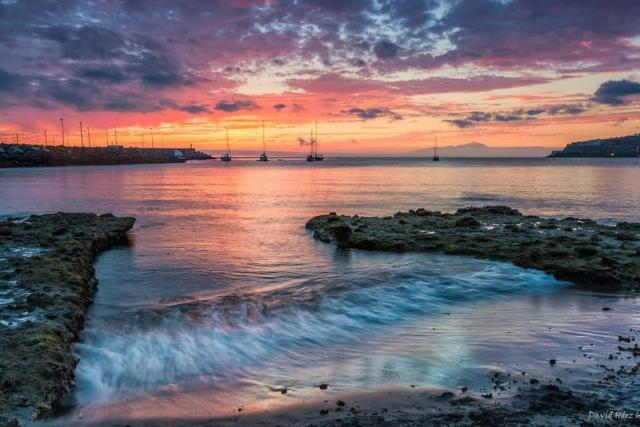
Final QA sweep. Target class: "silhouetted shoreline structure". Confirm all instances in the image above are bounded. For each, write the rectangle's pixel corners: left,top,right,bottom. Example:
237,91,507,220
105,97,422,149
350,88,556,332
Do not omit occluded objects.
0,143,211,168
549,133,640,157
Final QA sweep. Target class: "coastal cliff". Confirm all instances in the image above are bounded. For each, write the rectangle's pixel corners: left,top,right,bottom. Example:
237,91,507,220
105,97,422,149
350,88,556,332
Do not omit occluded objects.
0,213,135,426
0,143,211,168
549,134,640,157
307,206,640,290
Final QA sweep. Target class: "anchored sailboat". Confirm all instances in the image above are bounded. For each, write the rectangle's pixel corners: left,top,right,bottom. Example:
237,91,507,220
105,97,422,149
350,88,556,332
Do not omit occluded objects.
432,136,440,162
314,120,323,161
258,120,269,161
306,129,315,162
221,129,231,162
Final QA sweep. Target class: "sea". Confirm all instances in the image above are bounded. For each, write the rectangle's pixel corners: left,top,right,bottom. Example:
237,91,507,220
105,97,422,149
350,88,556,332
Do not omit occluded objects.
1,157,639,425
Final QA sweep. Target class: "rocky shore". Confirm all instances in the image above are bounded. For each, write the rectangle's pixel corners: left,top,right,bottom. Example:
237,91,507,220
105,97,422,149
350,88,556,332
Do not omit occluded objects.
0,143,211,168
302,206,640,426
549,133,640,157
306,206,640,290
0,213,135,426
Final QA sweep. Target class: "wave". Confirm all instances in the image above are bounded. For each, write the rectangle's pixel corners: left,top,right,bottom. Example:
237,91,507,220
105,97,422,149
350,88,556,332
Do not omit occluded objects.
74,254,566,402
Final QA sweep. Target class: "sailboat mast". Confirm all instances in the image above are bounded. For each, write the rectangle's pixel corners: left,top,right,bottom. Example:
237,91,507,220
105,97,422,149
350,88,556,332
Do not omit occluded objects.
226,128,230,155
262,120,266,154
315,120,318,156
434,136,438,157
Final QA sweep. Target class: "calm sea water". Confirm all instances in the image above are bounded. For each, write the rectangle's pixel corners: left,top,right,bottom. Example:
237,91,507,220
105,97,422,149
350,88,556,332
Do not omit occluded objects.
1,157,639,425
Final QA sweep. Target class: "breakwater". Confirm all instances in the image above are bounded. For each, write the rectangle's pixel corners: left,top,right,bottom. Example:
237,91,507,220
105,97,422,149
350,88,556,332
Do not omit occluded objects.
0,143,211,168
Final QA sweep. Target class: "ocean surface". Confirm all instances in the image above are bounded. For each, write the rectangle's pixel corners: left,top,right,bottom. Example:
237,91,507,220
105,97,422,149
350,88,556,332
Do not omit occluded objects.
1,157,640,425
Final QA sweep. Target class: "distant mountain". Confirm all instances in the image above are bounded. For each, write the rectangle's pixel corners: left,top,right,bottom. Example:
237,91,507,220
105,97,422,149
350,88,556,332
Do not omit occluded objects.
549,134,640,157
407,142,559,157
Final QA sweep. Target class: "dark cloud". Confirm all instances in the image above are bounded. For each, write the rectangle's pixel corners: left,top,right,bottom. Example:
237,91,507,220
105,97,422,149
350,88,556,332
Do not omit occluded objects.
179,104,210,114
274,103,287,111
343,107,402,120
45,79,101,111
547,104,586,115
78,67,128,84
445,119,475,129
592,79,640,105
379,0,437,29
38,25,127,60
373,40,399,59
0,75,208,114
215,99,259,112
494,114,522,122
438,0,640,71
42,25,191,86
40,78,164,112
445,102,591,128
0,68,24,92
612,117,627,127
467,111,492,122
445,110,528,128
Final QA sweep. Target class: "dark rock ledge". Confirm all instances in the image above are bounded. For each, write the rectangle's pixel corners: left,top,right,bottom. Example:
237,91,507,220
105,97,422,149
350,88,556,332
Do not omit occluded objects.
306,206,640,290
0,213,135,426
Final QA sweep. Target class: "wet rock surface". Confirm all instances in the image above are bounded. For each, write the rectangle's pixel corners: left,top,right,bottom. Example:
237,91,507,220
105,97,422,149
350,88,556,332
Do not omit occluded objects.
306,206,640,290
0,213,135,426
306,371,636,427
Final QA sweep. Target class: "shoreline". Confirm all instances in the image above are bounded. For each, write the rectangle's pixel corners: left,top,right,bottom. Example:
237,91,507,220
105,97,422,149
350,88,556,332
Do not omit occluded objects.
302,206,640,425
3,206,639,425
0,213,135,426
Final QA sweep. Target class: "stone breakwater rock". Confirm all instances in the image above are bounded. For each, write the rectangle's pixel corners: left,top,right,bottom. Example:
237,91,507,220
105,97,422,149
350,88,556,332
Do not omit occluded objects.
0,143,211,168
306,206,640,290
0,213,135,426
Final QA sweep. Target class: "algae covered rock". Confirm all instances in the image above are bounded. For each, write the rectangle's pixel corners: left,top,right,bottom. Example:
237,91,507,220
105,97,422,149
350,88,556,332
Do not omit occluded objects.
306,206,640,290
0,213,135,425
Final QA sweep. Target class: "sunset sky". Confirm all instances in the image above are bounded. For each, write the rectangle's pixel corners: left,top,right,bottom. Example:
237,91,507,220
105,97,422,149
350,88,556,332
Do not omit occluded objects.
1,0,640,154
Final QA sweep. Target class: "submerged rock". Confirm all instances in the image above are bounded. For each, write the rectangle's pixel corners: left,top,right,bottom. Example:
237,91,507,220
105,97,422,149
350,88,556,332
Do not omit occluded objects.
0,213,135,426
306,205,640,290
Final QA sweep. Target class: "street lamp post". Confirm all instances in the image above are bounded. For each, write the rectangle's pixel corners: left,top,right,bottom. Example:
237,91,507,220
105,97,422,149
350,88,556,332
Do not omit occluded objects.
60,118,65,146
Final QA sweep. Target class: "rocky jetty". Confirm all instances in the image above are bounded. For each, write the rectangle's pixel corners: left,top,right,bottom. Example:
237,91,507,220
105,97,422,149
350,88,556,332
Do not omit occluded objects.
549,133,640,157
0,213,135,426
0,143,211,168
306,206,640,290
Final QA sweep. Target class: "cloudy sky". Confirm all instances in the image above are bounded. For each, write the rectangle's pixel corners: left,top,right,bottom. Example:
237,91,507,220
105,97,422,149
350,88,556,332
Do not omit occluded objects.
1,0,639,153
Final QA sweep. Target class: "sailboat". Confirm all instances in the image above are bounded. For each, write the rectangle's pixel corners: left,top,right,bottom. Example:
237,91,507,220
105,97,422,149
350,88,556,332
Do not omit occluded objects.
306,129,315,162
258,120,269,161
314,120,323,161
221,129,232,162
432,136,440,162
